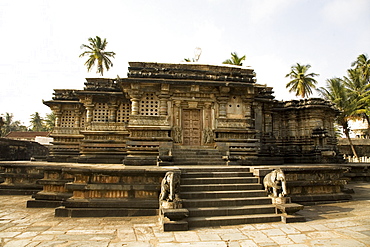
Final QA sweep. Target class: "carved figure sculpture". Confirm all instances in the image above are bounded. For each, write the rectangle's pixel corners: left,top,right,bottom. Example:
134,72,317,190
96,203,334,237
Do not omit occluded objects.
263,169,287,197
159,172,180,202
172,126,182,143
203,128,214,144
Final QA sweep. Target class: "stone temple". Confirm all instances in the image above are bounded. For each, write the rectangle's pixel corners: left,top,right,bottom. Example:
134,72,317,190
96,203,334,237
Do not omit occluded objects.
1,62,353,230
43,62,342,165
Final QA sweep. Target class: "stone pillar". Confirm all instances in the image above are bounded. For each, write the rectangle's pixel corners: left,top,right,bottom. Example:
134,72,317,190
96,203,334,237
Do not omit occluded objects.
174,101,181,126
159,98,168,116
55,111,62,127
74,110,81,127
85,105,94,123
131,97,140,116
159,84,170,116
108,105,118,122
254,103,263,132
219,100,227,118
204,102,212,128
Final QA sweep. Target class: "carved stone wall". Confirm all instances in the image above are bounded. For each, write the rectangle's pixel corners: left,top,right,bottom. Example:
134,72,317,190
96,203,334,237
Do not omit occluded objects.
43,63,341,165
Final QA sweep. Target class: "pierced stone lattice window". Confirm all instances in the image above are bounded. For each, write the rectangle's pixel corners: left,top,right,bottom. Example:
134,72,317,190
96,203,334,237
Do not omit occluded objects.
140,93,159,116
93,103,109,122
116,103,130,122
60,110,75,128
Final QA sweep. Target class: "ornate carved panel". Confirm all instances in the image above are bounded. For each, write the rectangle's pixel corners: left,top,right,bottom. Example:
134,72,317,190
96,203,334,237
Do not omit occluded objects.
182,109,201,145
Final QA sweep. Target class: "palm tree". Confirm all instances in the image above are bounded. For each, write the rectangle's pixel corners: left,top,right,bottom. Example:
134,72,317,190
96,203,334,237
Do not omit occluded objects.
30,112,44,131
223,52,246,66
44,113,56,131
79,36,116,76
351,53,370,81
285,63,319,98
317,78,359,158
0,113,24,136
344,67,370,137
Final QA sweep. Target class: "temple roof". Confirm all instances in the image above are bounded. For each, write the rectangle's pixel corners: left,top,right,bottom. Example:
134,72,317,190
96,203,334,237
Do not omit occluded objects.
127,62,256,83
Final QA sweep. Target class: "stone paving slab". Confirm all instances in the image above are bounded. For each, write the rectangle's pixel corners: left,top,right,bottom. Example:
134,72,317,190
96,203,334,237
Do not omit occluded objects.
0,182,370,246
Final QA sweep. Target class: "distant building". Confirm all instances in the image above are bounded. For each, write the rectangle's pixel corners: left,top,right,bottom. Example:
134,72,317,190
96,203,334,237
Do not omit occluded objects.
348,120,369,139
5,132,53,145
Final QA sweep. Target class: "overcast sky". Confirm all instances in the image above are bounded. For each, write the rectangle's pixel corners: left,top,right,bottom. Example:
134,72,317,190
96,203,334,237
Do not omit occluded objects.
1,0,369,125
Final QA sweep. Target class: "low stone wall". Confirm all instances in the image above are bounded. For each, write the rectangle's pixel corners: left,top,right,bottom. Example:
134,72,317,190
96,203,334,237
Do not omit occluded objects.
55,165,175,217
251,165,352,205
0,138,49,161
338,138,370,156
0,162,44,195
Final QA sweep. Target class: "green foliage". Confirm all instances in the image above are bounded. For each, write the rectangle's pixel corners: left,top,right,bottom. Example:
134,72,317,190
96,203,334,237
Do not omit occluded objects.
316,53,370,157
0,113,27,137
0,112,55,137
44,112,55,131
222,52,246,66
79,36,116,76
286,63,319,98
30,112,43,131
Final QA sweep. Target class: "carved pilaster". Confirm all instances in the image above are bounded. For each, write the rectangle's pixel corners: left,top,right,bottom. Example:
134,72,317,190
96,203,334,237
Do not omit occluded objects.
85,105,94,123
131,97,140,116
174,101,181,126
159,98,168,116
218,100,227,118
204,102,212,128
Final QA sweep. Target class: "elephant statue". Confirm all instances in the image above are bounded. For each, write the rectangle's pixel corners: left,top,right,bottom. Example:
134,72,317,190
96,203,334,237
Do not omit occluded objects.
159,172,180,202
263,169,287,198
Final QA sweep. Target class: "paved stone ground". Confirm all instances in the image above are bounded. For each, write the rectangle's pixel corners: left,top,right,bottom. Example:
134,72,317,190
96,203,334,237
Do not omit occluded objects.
0,182,370,247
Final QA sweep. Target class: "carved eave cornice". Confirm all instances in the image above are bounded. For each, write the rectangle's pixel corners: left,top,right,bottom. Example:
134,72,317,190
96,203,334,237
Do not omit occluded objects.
75,91,124,96
272,98,339,113
127,62,256,82
43,100,82,106
119,77,256,88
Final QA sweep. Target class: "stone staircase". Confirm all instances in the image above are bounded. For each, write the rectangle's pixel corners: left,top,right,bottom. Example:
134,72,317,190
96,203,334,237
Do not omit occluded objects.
172,146,226,166
179,167,282,228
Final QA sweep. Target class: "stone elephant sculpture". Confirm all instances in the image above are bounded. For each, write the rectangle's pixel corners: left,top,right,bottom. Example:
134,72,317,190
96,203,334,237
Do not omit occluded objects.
159,172,180,202
263,168,287,197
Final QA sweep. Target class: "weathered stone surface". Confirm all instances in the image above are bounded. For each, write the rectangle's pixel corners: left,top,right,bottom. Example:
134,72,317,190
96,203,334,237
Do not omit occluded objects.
42,62,340,165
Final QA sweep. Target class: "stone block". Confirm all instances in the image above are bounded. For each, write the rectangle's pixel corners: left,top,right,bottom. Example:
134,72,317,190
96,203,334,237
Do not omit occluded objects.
162,208,189,221
281,214,306,223
27,200,63,208
163,219,188,231
276,203,304,215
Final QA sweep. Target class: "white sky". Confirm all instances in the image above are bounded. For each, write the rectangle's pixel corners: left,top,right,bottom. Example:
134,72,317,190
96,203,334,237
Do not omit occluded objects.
1,0,369,125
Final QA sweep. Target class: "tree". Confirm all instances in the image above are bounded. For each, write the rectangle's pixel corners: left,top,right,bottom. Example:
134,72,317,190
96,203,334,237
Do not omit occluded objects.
44,112,55,131
351,53,370,81
285,63,319,98
30,112,44,131
223,52,246,66
317,78,359,158
0,113,25,137
344,68,370,135
79,36,116,76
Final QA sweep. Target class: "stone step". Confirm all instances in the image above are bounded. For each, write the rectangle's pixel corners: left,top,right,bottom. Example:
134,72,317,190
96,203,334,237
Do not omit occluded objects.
187,204,276,217
187,213,282,228
172,145,219,152
175,161,227,166
181,177,258,185
179,167,250,172
180,190,267,199
181,171,254,178
173,155,223,160
180,183,263,192
182,197,272,208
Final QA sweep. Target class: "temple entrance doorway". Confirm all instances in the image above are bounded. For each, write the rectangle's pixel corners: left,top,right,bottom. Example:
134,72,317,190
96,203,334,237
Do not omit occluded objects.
182,109,202,145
